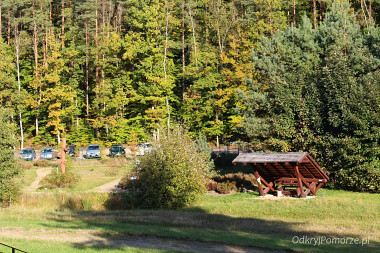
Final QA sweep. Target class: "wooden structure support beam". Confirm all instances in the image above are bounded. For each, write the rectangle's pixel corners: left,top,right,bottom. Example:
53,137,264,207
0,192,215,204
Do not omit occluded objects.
233,152,329,197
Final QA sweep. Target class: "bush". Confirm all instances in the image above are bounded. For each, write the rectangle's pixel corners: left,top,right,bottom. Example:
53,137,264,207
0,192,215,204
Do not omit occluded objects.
18,160,33,170
216,181,237,194
33,159,50,167
129,126,212,209
212,173,257,192
0,108,21,205
205,179,218,191
104,192,140,210
331,161,380,193
40,160,79,189
40,169,80,189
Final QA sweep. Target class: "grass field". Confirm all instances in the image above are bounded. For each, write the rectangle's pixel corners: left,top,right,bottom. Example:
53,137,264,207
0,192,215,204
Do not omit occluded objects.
0,237,178,253
1,159,379,252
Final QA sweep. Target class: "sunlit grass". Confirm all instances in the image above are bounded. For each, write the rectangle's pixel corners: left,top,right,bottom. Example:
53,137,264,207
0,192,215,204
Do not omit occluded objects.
7,160,380,252
18,167,38,187
0,237,177,253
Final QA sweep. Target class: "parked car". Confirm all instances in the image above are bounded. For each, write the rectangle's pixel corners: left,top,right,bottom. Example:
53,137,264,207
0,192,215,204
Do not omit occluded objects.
136,142,153,156
68,145,76,157
40,147,56,160
85,144,101,159
19,148,36,161
108,144,125,157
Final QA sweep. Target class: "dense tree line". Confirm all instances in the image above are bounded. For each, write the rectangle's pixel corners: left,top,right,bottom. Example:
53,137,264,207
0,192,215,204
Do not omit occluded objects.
243,2,379,191
0,1,378,191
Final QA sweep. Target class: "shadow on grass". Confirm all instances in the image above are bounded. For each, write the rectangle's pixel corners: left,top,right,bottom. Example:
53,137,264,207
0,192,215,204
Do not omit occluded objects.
39,203,379,253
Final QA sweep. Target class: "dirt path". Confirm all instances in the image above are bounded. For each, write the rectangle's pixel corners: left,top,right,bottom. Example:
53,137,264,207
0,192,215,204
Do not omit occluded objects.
0,227,280,253
88,177,122,192
23,167,52,192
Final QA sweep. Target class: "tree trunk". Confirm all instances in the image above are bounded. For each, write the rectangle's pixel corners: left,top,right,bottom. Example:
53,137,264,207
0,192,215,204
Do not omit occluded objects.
313,0,317,29
181,1,185,101
85,22,89,117
15,28,24,150
293,0,296,27
61,0,65,48
57,129,61,145
75,97,79,127
216,112,219,148
164,1,170,133
0,5,2,40
33,4,40,135
95,0,99,99
188,6,198,69
7,10,10,45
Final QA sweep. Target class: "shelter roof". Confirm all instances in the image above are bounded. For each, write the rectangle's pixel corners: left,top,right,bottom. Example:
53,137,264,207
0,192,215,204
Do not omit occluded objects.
232,152,329,180
232,152,308,164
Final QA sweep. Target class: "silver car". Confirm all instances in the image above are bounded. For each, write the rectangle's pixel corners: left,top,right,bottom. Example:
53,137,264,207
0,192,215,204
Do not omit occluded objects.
86,144,101,159
20,148,36,161
40,147,56,160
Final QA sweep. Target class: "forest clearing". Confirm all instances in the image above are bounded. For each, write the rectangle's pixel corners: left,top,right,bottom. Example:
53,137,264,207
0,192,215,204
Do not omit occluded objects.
0,0,379,252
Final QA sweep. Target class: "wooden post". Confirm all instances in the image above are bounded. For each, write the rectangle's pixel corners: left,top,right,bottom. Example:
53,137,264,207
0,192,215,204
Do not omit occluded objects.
295,164,305,197
61,137,66,174
254,171,264,196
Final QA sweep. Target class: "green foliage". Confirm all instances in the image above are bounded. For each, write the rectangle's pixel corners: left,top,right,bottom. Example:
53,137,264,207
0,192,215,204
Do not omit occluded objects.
1,0,380,192
243,1,380,192
104,192,141,210
129,126,212,209
212,172,257,191
0,107,21,204
215,181,238,194
40,161,80,189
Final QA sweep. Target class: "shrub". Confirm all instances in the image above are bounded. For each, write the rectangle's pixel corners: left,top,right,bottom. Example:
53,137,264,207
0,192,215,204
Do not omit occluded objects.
104,192,140,210
216,181,237,194
331,160,380,193
40,169,80,189
18,160,33,170
205,179,218,191
212,173,257,191
129,125,212,209
33,159,50,167
118,172,139,190
0,108,21,205
40,160,79,189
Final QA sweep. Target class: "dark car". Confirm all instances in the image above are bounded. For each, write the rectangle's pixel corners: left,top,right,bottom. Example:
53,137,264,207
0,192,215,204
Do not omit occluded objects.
68,145,76,157
108,144,125,157
19,148,36,161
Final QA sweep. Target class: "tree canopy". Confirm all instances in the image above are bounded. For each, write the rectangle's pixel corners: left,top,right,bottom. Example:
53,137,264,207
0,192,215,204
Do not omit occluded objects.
0,0,379,191
242,2,379,191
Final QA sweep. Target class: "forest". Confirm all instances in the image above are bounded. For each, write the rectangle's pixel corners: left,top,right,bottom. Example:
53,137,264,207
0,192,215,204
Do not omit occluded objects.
0,0,379,191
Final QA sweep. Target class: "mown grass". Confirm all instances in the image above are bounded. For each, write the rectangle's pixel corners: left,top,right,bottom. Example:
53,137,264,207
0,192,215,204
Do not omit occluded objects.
0,237,178,253
11,159,380,252
29,158,134,192
18,167,38,187
1,189,378,252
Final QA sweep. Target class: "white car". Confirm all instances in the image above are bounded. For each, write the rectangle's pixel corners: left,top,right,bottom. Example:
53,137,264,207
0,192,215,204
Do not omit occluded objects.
136,143,153,156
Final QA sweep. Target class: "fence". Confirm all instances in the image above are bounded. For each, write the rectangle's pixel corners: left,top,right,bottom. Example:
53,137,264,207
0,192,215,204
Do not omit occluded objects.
0,243,27,253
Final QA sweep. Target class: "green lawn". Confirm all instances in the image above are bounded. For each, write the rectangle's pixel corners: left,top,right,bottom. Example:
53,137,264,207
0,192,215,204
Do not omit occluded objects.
22,158,134,192
11,159,380,252
0,237,178,253
1,189,379,252
18,167,38,187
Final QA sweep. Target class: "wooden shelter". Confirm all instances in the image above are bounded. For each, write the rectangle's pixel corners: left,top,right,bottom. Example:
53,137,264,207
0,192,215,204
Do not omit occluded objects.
232,152,329,197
